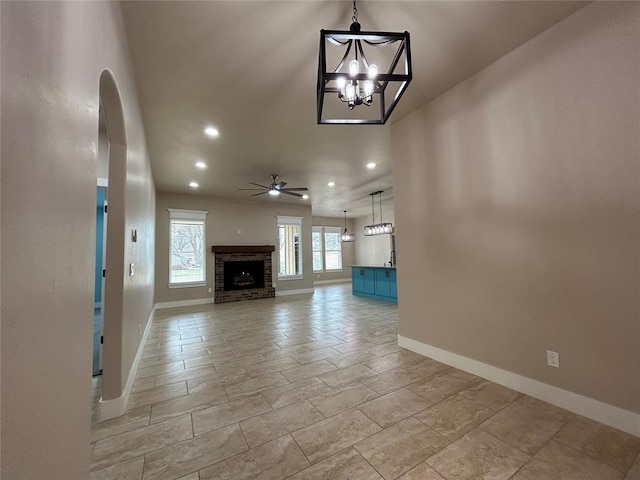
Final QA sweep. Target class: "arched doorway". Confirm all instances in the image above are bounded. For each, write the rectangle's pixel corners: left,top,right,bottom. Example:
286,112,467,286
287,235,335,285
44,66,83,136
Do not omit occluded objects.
97,70,127,420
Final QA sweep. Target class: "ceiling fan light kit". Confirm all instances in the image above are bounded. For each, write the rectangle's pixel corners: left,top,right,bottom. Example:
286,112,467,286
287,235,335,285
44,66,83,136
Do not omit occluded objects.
340,210,356,243
364,190,393,236
317,0,412,124
238,174,309,198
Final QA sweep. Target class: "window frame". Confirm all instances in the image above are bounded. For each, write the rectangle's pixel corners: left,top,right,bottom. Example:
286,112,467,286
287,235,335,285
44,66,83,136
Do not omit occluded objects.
323,226,343,272
277,215,304,280
312,226,324,273
167,208,208,288
311,225,343,273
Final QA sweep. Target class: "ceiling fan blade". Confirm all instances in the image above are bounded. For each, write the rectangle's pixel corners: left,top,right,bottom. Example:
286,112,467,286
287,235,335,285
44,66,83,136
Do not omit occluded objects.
248,182,270,189
275,181,287,190
251,191,268,197
281,187,308,192
279,190,303,198
238,188,266,191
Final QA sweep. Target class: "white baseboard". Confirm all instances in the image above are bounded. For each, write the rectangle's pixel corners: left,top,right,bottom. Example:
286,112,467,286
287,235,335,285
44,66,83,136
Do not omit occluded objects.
98,306,155,421
154,297,213,310
313,278,351,285
398,335,640,438
276,288,314,297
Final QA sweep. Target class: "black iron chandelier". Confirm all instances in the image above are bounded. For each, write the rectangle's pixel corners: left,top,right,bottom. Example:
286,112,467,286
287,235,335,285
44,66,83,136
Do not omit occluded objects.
340,210,355,242
317,0,412,124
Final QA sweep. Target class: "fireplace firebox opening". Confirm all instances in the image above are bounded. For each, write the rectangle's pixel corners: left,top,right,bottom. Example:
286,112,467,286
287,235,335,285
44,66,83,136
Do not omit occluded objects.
223,260,265,291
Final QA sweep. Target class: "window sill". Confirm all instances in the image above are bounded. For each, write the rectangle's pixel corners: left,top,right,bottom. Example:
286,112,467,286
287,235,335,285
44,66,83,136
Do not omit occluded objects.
278,275,303,281
168,282,207,289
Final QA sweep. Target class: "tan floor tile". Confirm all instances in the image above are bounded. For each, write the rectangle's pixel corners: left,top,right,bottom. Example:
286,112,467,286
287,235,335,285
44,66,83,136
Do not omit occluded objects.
625,453,640,480
176,473,199,480
136,360,186,379
327,351,379,369
191,393,272,436
397,462,446,479
91,415,193,471
515,395,574,421
239,399,324,448
406,373,470,403
154,366,218,388
262,376,335,409
317,364,378,388
127,382,188,410
332,341,378,354
363,368,424,395
554,416,640,472
365,352,422,373
288,447,383,480
308,382,380,417
183,351,236,369
242,356,300,377
292,346,341,364
443,367,480,382
281,360,338,382
142,424,247,480
199,434,310,480
91,406,151,443
426,429,530,480
150,386,228,424
186,371,249,394
213,354,268,371
512,440,624,480
368,343,401,357
479,401,568,455
131,375,156,394
358,388,432,428
224,371,289,399
292,408,382,463
89,456,144,480
355,417,448,479
414,394,493,440
458,381,521,411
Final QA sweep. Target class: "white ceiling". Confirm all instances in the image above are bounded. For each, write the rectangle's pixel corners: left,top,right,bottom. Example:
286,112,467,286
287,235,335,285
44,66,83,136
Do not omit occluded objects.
121,1,587,218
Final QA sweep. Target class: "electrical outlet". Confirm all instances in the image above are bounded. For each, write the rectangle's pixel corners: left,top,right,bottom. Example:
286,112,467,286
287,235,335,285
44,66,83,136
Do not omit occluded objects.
547,350,560,368
129,263,135,276
137,323,142,334
208,287,212,293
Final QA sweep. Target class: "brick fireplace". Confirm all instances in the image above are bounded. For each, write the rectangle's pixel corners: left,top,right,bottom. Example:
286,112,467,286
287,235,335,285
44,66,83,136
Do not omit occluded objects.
212,245,276,304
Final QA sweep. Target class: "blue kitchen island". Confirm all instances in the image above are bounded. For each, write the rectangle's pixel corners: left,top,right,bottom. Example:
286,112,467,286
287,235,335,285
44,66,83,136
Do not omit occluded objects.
351,266,397,303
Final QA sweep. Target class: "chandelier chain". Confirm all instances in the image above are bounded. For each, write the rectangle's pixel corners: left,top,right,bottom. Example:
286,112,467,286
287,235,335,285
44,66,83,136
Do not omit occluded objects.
352,0,358,24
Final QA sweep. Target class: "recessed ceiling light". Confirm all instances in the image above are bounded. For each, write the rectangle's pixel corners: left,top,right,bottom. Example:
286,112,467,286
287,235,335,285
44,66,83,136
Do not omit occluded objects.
187,182,199,189
204,126,219,137
195,161,207,169
328,181,335,187
367,162,376,169
302,194,309,200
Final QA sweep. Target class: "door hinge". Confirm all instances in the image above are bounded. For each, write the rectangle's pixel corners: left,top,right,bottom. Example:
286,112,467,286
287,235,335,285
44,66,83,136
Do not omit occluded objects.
102,269,106,278
100,335,104,345
104,205,108,214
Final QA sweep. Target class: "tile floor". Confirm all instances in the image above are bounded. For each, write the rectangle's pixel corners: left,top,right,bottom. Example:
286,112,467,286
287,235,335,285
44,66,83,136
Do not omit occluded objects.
90,284,640,480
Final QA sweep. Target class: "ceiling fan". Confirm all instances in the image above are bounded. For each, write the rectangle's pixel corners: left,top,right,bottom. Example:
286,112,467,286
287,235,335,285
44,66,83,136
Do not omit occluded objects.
239,174,308,198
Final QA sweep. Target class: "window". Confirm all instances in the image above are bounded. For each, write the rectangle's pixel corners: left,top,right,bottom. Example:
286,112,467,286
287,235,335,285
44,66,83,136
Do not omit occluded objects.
312,225,343,273
324,226,342,271
312,226,323,272
168,209,207,287
277,216,303,279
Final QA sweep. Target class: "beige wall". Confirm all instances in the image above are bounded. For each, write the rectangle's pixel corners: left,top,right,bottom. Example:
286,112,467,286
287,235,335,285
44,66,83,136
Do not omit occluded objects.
354,202,396,266
155,192,313,304
392,2,639,414
311,215,355,282
1,2,156,478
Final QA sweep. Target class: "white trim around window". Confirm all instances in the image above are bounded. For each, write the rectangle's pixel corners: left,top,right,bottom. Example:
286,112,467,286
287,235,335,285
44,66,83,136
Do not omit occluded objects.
168,208,208,288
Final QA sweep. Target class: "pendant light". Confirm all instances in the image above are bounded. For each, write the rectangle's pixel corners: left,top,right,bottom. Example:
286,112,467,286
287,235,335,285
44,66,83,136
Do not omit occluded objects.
340,210,355,243
364,191,393,236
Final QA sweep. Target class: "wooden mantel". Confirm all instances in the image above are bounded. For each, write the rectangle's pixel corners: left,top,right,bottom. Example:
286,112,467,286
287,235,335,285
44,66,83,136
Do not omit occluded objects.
211,245,275,254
